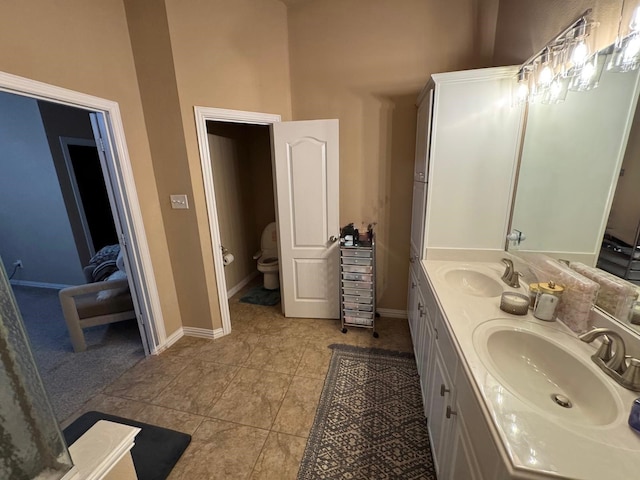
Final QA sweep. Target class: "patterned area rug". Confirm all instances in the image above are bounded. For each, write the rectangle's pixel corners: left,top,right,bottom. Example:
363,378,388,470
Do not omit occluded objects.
298,344,435,479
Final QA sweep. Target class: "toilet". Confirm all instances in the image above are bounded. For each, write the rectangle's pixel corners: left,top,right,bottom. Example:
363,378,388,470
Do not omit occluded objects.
254,222,280,290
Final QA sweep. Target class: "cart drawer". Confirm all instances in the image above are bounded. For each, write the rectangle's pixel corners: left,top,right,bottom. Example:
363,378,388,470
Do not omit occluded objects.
342,295,373,304
341,257,373,266
340,249,372,258
343,309,374,319
342,288,373,298
342,272,373,282
344,316,374,326
343,302,374,312
342,265,373,274
342,280,373,290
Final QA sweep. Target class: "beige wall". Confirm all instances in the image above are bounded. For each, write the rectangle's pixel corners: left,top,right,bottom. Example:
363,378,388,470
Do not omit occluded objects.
0,0,182,336
286,0,483,309
163,0,292,330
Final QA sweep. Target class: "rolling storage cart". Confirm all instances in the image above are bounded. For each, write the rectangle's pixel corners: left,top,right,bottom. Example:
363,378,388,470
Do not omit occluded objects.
340,224,378,337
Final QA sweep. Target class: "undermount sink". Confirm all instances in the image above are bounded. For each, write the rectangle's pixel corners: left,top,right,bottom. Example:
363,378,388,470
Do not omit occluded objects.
444,268,503,297
473,319,621,426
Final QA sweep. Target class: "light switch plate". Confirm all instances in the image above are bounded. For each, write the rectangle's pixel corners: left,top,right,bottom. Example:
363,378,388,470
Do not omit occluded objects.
170,194,189,209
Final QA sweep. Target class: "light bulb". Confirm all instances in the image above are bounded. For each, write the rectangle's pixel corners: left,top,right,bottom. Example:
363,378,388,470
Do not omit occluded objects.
516,83,528,101
571,40,589,66
580,61,596,81
538,65,553,86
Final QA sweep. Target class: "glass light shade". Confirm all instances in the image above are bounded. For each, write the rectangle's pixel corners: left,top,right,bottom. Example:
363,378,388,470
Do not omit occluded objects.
564,20,598,77
512,69,530,106
542,76,569,104
608,33,640,72
535,49,555,91
569,52,606,91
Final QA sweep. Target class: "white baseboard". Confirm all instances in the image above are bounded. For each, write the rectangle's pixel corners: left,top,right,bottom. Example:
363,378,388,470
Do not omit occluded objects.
376,308,408,319
183,326,226,339
227,271,259,299
10,279,73,290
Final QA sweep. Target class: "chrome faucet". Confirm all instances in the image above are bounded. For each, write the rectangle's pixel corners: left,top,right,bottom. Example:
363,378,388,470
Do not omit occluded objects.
500,258,521,288
579,328,640,391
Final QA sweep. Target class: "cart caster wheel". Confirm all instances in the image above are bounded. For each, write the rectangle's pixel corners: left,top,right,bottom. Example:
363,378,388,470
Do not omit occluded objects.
341,328,348,334
375,312,381,318
373,332,379,338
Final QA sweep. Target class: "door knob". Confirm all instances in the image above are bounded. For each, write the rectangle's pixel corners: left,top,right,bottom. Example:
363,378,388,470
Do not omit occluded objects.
329,235,338,243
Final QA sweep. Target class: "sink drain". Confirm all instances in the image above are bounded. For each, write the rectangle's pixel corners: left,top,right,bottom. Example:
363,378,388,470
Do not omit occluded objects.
551,393,572,408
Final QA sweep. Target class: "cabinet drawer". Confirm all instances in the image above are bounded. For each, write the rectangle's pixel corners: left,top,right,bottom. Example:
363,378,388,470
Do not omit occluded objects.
341,257,373,266
341,249,372,258
342,265,373,274
342,288,372,298
342,280,373,290
343,302,374,312
342,295,373,304
343,272,373,282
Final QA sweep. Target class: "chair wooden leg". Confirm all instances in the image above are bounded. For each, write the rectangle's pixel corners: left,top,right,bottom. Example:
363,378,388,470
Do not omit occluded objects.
59,294,87,352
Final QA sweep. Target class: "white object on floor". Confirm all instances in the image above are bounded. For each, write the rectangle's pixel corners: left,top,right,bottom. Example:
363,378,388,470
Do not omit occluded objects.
68,420,140,480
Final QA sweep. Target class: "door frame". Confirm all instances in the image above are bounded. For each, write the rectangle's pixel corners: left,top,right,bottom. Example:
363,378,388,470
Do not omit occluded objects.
194,106,281,336
0,70,166,355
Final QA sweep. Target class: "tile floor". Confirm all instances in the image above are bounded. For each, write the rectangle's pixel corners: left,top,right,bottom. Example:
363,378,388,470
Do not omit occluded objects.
63,287,413,479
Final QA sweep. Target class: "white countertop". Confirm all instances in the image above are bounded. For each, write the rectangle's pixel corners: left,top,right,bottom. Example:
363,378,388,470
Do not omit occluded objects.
422,259,640,480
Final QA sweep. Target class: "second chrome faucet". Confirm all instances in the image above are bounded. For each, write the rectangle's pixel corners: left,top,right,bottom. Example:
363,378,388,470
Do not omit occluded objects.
579,328,640,391
501,258,521,288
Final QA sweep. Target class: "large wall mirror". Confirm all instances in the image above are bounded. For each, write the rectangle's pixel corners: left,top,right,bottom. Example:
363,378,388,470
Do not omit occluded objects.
509,41,640,332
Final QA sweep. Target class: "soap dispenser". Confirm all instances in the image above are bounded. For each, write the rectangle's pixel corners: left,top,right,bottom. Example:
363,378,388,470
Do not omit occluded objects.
534,281,564,321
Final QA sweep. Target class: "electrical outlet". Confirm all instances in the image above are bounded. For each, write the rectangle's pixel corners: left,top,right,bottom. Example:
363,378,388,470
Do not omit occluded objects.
13,260,22,268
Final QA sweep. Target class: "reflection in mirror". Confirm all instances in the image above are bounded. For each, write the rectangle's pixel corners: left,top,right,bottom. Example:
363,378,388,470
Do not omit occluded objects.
509,43,640,333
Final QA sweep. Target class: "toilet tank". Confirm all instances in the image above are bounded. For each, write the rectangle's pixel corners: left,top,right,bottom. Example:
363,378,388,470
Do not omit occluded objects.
261,222,278,258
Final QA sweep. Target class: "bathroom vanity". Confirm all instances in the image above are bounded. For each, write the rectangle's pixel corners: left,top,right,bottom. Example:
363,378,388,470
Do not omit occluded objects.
408,56,640,478
410,258,640,479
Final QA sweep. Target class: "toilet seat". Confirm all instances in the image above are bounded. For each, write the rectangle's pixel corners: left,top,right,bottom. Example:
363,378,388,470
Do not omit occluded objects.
259,257,278,266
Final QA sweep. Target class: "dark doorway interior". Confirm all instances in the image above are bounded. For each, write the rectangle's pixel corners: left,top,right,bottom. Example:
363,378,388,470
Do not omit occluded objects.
67,144,118,251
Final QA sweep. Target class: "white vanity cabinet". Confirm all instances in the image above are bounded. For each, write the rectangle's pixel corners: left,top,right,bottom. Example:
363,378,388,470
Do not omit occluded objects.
419,272,506,480
411,66,524,258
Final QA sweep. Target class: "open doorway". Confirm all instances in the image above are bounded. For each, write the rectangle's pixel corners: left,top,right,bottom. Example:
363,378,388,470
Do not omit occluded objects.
0,70,167,422
205,121,279,327
195,107,341,335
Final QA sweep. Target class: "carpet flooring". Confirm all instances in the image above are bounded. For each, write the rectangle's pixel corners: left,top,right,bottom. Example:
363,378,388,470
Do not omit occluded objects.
11,285,145,422
298,344,435,480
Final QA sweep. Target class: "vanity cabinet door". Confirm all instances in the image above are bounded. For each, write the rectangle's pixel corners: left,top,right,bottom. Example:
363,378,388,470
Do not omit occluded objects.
445,405,482,480
408,266,419,348
427,347,452,476
414,85,434,182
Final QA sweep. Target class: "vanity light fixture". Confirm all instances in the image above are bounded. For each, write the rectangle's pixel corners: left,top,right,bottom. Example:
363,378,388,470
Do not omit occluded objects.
512,9,598,105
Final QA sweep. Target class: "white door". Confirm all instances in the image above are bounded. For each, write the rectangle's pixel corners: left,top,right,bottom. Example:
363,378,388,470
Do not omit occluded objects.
271,120,340,319
90,113,153,354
